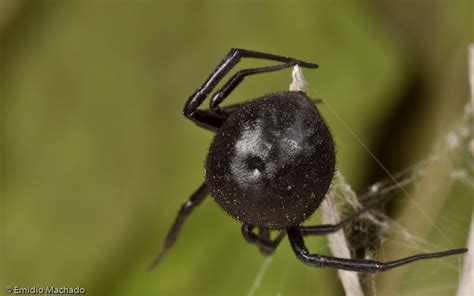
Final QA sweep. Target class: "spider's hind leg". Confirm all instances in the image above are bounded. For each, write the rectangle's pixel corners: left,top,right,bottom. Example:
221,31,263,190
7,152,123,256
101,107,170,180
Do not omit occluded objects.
241,225,287,256
209,62,298,116
184,48,318,131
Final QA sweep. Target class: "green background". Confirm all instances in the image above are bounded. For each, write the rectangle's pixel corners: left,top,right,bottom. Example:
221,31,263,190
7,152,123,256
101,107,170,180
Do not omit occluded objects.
1,0,472,295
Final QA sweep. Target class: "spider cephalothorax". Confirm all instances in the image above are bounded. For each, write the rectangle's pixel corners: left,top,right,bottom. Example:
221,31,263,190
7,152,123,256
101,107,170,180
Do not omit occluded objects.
150,48,466,272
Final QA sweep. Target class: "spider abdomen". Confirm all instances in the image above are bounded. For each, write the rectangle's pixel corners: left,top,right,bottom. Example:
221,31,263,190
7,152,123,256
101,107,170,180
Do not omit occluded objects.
205,91,335,229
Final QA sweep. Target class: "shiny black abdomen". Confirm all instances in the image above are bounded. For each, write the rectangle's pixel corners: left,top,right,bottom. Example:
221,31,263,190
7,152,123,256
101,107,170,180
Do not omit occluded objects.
205,91,335,229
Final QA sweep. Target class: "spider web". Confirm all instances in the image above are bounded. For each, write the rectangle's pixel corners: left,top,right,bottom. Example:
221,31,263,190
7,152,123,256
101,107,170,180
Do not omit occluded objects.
331,103,472,296
246,69,472,296
334,103,473,258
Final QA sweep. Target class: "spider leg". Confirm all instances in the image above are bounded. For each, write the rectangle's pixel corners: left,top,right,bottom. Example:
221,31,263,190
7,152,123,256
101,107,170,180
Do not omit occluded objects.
183,48,318,130
148,182,209,270
209,62,298,116
300,197,380,236
287,227,467,273
217,97,321,116
193,95,320,132
241,224,286,256
190,95,320,132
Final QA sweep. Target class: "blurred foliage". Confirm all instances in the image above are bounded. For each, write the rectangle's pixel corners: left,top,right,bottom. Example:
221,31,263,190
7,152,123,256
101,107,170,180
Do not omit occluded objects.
0,0,471,295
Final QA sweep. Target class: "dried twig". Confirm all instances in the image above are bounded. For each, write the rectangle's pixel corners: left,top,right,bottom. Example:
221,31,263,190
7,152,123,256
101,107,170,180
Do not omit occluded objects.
321,191,364,296
290,65,364,296
456,43,474,296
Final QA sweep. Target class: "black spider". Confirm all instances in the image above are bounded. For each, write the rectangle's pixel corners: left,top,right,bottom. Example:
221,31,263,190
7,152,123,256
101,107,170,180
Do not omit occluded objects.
150,48,467,272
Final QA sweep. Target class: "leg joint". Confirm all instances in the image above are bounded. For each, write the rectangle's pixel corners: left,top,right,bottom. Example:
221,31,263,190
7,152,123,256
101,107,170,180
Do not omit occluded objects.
179,201,194,216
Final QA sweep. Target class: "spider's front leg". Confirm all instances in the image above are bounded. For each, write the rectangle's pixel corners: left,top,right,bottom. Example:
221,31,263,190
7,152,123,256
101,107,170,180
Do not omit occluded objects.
149,182,209,270
287,227,467,273
300,196,381,236
241,225,286,256
183,48,318,131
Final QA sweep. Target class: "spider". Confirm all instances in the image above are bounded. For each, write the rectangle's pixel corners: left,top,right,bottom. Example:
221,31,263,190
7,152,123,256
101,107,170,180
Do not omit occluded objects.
150,48,467,272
